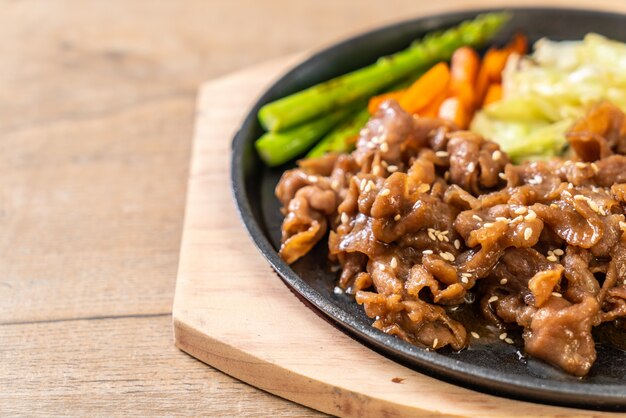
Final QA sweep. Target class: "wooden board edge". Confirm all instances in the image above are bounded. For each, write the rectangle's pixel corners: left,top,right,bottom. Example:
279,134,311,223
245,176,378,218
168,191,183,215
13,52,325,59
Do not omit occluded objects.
173,318,459,418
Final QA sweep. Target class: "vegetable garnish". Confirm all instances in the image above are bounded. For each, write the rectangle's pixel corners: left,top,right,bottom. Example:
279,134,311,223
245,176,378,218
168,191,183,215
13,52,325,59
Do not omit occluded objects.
256,105,358,167
255,12,510,166
472,33,626,162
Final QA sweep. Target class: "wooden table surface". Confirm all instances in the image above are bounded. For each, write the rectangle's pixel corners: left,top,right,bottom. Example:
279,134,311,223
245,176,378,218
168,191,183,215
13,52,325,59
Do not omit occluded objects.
2,0,625,416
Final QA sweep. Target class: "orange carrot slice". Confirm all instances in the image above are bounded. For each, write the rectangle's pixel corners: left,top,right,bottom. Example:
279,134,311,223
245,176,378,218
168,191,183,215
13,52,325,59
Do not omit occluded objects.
483,83,503,106
475,34,528,106
506,32,528,56
475,48,509,104
450,47,480,110
399,62,450,114
438,97,469,128
367,89,406,114
417,90,447,118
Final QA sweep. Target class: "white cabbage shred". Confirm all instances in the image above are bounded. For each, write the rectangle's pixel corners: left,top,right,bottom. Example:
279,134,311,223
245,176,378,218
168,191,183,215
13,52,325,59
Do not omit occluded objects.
471,34,626,162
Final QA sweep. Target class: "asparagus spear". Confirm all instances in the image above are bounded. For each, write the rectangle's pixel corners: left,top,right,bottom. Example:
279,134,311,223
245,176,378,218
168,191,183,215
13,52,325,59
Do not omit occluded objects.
258,12,510,132
255,106,355,166
307,73,421,158
306,108,370,158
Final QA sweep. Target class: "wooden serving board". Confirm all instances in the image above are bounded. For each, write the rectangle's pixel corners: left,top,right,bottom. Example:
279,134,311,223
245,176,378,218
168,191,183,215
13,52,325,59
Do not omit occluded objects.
172,55,621,417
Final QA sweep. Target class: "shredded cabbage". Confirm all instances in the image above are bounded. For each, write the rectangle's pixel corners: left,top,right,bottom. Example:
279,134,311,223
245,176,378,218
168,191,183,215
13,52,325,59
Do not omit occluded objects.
471,34,626,162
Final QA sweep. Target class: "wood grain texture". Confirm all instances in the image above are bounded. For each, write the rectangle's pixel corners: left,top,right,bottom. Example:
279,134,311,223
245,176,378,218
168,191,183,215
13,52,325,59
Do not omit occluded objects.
3,0,626,416
4,0,626,323
173,58,622,417
0,315,321,417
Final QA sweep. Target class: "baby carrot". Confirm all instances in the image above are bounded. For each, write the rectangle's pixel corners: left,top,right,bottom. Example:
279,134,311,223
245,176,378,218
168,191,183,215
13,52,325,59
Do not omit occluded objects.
476,34,528,105
399,62,451,114
450,47,480,110
438,97,470,128
483,83,503,106
367,89,406,114
418,90,448,118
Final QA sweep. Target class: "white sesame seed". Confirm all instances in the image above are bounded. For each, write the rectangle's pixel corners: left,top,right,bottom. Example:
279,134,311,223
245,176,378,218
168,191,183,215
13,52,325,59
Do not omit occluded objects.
308,175,318,183
575,162,587,168
364,182,372,193
552,292,562,298
472,215,482,222
331,180,340,190
394,214,401,221
380,265,386,271
461,277,469,284
512,216,524,223
550,203,558,209
504,337,514,344
567,183,574,189
591,163,599,173
524,227,532,241
562,190,572,198
620,221,626,230
333,286,344,295
462,272,472,278
441,231,449,235
390,257,398,269
380,142,389,153
422,249,433,255
488,296,499,303
546,255,558,262
380,188,391,197
495,217,508,222
437,234,445,242
500,278,508,285
435,151,449,158
381,160,388,168
433,338,439,348
454,239,461,250
588,200,601,214
341,212,349,224
387,165,398,173
440,252,455,262
484,222,493,228
514,207,527,215
499,332,507,340
428,231,436,241
553,249,564,256
471,332,480,339
467,162,476,173
492,150,502,160
360,178,367,190
372,166,381,176
574,194,586,201
499,172,507,180
525,210,537,221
